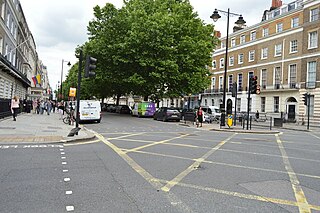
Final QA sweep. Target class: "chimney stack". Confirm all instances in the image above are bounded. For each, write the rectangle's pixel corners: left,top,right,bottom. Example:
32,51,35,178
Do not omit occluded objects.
272,0,283,8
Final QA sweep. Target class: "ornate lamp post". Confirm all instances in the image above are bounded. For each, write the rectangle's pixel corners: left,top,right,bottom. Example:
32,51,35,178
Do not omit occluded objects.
210,9,246,126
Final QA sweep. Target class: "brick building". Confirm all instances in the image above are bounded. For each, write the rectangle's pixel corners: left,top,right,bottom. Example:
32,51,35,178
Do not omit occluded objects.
207,0,320,123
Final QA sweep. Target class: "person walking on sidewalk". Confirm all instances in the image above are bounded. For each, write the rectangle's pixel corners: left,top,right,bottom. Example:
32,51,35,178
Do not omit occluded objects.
196,106,204,127
11,96,20,121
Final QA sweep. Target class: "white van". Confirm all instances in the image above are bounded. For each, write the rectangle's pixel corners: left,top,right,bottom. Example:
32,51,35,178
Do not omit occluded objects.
202,106,221,122
79,100,101,123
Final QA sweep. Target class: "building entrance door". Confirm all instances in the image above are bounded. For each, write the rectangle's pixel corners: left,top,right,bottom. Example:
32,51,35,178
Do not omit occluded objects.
288,105,295,122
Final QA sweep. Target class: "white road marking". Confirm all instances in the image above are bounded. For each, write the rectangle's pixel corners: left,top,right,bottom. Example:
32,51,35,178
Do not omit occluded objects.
64,178,70,182
66,206,74,211
63,170,68,173
60,148,64,151
0,144,63,149
61,157,66,159
61,152,65,155
66,191,72,195
62,162,67,165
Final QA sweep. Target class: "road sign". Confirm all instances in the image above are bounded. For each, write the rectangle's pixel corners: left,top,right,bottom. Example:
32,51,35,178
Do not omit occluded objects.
227,114,233,128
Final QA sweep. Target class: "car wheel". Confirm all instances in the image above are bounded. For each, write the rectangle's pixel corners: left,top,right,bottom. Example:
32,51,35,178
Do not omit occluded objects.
97,119,101,123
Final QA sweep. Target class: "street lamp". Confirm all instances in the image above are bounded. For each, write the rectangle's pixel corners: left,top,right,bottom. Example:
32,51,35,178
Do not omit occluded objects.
60,59,71,101
210,8,246,126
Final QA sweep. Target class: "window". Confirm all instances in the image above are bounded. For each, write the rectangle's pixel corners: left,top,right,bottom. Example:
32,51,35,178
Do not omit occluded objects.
291,17,299,28
229,56,234,66
308,31,318,49
228,75,233,92
310,8,319,22
6,11,10,28
236,98,241,112
274,9,280,17
211,77,215,90
12,53,15,66
219,76,223,91
261,47,268,59
261,69,267,89
309,95,315,116
289,64,297,88
261,97,266,113
275,44,282,56
274,97,279,113
288,2,296,11
1,2,5,20
211,99,215,106
238,53,244,64
249,50,255,62
248,71,254,89
212,60,216,69
0,36,3,54
307,61,316,88
276,23,283,33
5,43,8,58
238,73,243,91
231,38,236,47
220,58,224,68
250,31,256,41
274,67,281,89
290,40,298,53
240,35,245,44
262,28,269,37
221,42,225,49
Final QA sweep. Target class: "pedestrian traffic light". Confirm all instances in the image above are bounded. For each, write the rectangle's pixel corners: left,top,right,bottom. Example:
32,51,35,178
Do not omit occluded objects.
256,85,261,95
250,76,258,94
84,56,97,78
302,93,308,106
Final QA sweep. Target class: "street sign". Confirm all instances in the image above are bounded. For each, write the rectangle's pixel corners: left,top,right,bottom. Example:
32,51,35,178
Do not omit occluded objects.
227,114,233,128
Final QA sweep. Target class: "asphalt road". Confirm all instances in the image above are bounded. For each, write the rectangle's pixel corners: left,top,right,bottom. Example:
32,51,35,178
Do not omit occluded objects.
1,112,320,213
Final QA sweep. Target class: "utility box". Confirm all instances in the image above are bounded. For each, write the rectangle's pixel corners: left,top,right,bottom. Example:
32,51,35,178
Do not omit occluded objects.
274,118,283,127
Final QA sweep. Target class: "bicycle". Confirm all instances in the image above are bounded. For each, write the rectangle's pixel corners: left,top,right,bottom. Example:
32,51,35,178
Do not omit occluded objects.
63,109,75,125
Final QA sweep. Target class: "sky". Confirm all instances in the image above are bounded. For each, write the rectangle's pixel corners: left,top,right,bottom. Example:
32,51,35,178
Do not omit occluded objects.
19,0,275,92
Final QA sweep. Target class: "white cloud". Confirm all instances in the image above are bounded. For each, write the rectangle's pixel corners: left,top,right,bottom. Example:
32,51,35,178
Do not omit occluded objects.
19,0,275,92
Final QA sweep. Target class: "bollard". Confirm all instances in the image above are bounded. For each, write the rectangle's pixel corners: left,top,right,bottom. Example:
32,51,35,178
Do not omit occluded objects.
270,117,272,130
250,116,252,130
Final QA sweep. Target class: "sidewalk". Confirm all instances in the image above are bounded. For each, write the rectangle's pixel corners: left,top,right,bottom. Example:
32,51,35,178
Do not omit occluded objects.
180,119,315,134
0,112,95,143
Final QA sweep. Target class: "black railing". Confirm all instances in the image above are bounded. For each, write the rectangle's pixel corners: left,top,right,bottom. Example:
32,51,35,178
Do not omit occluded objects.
274,84,280,89
289,83,296,88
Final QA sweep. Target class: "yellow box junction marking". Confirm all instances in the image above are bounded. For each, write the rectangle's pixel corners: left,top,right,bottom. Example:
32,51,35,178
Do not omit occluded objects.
161,133,237,192
275,134,311,213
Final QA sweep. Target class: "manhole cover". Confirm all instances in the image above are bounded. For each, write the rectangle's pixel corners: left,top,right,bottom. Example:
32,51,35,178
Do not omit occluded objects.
0,127,16,129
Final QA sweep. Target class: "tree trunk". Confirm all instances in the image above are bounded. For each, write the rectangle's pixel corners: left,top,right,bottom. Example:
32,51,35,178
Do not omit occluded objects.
116,94,121,105
144,96,148,101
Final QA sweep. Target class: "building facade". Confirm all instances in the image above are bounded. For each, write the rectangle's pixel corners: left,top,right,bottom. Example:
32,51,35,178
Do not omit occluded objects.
0,0,49,104
208,0,320,124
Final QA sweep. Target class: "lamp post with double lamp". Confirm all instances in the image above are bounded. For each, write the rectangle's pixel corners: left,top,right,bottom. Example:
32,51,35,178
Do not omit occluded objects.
210,9,246,127
60,59,71,101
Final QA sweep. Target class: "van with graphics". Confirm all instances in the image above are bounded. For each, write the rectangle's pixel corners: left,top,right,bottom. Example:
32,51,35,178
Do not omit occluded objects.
79,100,101,123
131,102,156,117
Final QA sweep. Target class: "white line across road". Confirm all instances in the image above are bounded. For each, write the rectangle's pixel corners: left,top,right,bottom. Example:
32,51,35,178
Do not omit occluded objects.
0,144,63,149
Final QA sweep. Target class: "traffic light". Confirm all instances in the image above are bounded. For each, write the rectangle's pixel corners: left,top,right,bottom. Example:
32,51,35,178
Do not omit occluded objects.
256,85,261,95
250,76,258,94
84,56,97,78
302,93,308,106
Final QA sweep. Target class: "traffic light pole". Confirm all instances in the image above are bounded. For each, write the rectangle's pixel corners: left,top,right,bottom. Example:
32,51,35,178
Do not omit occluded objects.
75,49,83,129
246,79,251,130
307,94,310,130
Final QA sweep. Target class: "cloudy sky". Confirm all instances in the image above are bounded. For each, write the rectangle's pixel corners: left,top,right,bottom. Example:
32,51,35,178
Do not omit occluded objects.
19,0,275,91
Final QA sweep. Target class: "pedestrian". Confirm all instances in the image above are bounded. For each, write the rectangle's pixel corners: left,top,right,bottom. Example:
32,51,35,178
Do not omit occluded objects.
196,106,204,127
11,96,20,121
58,101,64,120
46,100,52,115
255,110,259,121
52,101,56,113
40,100,45,114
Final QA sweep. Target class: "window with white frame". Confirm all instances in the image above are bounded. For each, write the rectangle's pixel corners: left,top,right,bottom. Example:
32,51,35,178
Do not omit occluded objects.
211,77,215,90
12,53,15,66
288,2,296,11
6,11,10,28
250,31,256,41
212,60,216,69
274,66,281,89
289,64,297,88
308,31,318,49
290,40,298,53
229,56,234,66
220,58,224,68
5,43,8,58
262,28,269,37
211,99,214,106
261,97,266,112
276,23,283,33
291,17,299,28
261,47,268,59
238,53,244,64
0,36,3,55
219,76,223,91
307,61,316,88
310,8,319,22
221,42,225,49
1,2,5,20
238,73,243,91
240,35,245,44
275,44,282,56
236,98,241,112
228,75,233,91
274,9,280,17
231,38,236,47
274,96,279,113
249,50,255,62
261,69,267,89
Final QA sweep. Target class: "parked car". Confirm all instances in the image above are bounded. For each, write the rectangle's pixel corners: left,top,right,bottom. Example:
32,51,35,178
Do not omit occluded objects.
106,104,116,112
201,106,221,121
153,107,181,122
116,105,131,114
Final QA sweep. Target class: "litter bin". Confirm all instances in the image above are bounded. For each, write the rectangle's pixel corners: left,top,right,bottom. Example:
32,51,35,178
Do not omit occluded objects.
274,118,283,127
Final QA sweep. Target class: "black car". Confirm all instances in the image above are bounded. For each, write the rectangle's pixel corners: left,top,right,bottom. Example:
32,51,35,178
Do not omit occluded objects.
116,105,131,114
153,107,181,122
106,104,116,112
